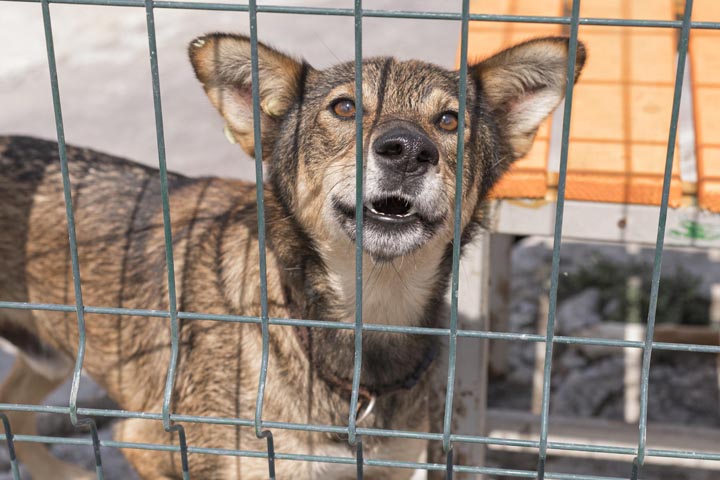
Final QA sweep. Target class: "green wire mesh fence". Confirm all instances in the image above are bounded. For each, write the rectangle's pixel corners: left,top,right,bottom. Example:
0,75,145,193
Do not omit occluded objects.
0,0,719,479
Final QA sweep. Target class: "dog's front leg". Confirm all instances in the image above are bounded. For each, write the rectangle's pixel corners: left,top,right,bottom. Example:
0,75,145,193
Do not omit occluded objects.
0,353,96,480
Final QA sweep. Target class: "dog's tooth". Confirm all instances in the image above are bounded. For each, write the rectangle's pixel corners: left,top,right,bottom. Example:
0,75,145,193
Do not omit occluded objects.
223,125,237,145
192,38,206,48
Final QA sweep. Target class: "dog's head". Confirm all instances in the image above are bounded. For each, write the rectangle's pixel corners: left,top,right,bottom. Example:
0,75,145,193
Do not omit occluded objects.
190,34,585,262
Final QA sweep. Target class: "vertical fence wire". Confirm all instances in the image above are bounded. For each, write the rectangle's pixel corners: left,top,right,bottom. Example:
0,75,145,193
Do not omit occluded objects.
347,0,364,455
355,438,364,479
441,1,471,475
633,0,694,473
247,0,276,477
0,414,20,480
39,0,105,477
536,1,582,478
143,1,190,477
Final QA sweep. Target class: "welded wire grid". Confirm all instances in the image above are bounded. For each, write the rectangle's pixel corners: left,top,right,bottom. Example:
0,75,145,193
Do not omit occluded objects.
0,0,719,479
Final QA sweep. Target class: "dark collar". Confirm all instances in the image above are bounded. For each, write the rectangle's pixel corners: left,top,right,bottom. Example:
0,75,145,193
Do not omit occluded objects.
292,325,438,406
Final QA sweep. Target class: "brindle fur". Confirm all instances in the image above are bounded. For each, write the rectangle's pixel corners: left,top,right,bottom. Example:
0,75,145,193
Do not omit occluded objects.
0,34,585,479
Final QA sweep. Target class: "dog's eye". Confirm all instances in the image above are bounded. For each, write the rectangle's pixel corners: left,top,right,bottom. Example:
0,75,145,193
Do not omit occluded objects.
437,112,459,132
331,99,356,119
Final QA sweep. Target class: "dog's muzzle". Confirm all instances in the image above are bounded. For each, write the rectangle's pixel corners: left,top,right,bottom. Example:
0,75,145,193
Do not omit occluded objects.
331,121,448,260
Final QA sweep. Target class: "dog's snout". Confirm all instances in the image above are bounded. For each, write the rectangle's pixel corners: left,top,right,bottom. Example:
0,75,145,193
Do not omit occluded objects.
373,126,439,174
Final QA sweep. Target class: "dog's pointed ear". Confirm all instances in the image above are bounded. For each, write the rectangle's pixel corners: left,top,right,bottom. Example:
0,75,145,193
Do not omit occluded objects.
469,37,586,159
189,33,308,158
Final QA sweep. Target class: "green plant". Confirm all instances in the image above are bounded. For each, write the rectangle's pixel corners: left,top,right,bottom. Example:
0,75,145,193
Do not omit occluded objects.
557,257,711,326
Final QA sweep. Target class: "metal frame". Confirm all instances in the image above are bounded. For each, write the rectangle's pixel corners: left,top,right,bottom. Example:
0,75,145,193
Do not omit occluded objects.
0,0,718,478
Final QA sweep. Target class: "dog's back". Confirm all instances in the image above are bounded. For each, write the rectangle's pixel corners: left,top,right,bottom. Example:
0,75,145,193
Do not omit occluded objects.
0,134,259,388
0,135,279,477
0,134,434,479
0,135,403,478
0,135,185,478
2,138,174,396
1,135,167,303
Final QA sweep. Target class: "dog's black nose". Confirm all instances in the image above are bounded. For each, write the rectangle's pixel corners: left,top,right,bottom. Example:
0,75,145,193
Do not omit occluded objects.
373,125,439,175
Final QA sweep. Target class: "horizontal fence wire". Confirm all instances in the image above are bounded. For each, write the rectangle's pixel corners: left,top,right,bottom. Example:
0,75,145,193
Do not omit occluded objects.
0,0,719,30
0,0,719,478
0,431,641,480
2,300,718,353
2,400,719,461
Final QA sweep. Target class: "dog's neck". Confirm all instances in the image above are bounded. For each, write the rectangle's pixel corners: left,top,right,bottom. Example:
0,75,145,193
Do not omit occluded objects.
260,184,451,329
259,188,449,393
300,233,453,393
319,236,447,328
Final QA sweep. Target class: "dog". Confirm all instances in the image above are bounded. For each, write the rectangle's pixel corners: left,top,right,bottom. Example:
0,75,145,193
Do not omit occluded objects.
0,34,585,479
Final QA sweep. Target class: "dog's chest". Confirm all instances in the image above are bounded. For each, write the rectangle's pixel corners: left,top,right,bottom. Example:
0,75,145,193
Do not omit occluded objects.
322,245,444,326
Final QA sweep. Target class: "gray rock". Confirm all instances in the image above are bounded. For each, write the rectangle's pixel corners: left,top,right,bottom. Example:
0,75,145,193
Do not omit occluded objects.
557,347,589,372
0,424,138,480
602,297,622,319
551,355,625,419
49,428,140,480
556,288,603,335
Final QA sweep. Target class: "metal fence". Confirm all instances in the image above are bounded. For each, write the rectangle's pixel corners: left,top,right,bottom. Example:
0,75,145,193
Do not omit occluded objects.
0,0,719,479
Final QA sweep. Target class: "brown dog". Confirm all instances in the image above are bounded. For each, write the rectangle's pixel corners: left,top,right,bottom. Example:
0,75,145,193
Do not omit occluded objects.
0,34,584,478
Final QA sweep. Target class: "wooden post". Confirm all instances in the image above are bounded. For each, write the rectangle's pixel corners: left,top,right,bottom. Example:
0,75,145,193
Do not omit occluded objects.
426,232,491,479
454,231,491,477
488,234,514,377
532,295,549,415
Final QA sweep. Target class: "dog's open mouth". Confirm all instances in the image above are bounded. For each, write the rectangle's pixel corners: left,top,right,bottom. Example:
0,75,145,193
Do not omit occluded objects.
333,195,421,226
365,196,417,223
332,195,443,259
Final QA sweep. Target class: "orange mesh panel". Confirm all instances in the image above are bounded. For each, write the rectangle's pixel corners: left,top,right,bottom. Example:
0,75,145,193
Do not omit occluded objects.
691,1,720,212
463,0,687,206
463,0,564,199
565,0,682,206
